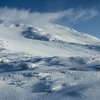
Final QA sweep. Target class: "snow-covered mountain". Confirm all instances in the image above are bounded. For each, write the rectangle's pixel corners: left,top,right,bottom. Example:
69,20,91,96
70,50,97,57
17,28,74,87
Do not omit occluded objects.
0,21,100,100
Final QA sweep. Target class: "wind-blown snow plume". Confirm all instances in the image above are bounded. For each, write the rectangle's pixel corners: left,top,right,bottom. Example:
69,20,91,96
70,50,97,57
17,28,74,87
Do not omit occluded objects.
0,7,99,27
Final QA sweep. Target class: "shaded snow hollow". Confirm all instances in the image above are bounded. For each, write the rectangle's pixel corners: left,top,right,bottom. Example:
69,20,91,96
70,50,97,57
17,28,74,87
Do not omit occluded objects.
0,22,100,100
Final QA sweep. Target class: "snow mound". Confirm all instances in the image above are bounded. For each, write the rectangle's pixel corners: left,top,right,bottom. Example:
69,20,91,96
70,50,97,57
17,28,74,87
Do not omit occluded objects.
19,62,37,70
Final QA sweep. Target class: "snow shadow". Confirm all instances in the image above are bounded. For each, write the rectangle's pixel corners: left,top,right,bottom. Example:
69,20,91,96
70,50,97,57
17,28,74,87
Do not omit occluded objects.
58,84,89,98
21,27,49,41
39,57,65,66
32,76,55,93
32,82,50,93
69,65,100,71
0,63,21,73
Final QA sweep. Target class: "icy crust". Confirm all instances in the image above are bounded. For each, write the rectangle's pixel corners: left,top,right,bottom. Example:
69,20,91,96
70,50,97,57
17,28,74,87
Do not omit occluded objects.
1,55,100,73
0,55,100,100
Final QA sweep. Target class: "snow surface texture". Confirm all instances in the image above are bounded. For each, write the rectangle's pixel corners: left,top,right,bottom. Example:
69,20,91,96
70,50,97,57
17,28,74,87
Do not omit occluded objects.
0,21,100,100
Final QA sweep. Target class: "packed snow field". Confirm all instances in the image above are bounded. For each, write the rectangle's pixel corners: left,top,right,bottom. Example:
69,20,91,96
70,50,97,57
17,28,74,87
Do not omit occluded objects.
0,21,100,100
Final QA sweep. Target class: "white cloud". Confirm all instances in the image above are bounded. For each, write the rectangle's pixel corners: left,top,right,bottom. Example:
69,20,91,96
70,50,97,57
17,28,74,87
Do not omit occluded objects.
0,7,99,27
55,8,99,25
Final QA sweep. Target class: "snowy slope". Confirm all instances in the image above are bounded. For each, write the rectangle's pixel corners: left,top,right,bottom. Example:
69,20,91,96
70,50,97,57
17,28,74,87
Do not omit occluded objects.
0,22,100,56
0,21,100,100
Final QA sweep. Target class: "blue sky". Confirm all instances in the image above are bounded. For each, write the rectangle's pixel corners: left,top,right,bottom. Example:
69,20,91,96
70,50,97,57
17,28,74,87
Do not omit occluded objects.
0,0,100,38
